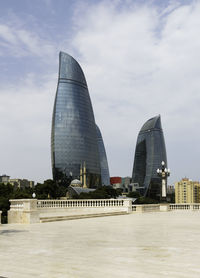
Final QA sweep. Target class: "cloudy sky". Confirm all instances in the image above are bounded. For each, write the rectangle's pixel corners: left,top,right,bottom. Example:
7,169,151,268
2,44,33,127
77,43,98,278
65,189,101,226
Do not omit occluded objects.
0,0,199,184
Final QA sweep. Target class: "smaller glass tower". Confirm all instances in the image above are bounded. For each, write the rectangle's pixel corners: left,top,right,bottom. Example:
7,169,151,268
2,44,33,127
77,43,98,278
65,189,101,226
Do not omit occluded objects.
96,125,110,185
132,115,167,200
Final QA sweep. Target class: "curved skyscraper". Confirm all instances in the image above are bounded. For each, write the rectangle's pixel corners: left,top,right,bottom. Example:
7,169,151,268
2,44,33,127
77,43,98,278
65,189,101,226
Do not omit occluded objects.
51,52,101,187
96,125,110,185
132,115,167,200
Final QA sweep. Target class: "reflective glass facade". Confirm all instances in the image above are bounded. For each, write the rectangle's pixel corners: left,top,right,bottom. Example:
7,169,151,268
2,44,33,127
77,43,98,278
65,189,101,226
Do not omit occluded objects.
51,52,101,187
132,115,167,199
96,125,110,185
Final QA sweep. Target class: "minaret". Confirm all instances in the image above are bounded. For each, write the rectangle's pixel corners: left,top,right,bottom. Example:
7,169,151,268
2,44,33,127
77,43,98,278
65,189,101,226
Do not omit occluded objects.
83,162,87,188
80,163,83,185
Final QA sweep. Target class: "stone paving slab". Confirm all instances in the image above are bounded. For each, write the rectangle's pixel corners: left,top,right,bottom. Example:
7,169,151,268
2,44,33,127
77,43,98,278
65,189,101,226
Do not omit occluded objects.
1,211,200,278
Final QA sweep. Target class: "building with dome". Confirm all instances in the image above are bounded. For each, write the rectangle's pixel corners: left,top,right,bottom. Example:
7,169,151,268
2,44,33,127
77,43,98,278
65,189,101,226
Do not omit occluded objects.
67,179,96,198
131,115,167,200
70,179,82,187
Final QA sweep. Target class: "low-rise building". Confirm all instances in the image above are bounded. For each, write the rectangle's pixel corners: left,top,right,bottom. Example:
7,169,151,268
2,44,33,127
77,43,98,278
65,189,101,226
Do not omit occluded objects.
110,177,123,190
0,175,10,184
175,178,200,203
129,183,145,194
0,175,34,188
9,179,34,189
110,176,135,193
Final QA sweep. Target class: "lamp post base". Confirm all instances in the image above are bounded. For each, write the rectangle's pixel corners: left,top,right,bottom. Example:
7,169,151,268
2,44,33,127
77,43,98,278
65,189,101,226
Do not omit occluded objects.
160,196,167,203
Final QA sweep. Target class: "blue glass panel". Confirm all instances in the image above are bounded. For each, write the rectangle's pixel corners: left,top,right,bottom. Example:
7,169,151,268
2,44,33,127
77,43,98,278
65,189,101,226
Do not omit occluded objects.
96,125,110,185
51,52,101,187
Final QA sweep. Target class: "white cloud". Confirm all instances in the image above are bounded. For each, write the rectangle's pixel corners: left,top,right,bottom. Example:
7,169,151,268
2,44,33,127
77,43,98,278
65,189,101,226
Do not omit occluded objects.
70,1,200,182
0,24,17,44
0,73,57,182
1,0,200,184
0,23,56,58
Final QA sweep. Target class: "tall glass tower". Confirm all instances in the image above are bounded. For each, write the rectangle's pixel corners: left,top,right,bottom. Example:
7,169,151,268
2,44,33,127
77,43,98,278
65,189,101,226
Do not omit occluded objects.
51,52,101,187
132,115,167,199
96,125,110,185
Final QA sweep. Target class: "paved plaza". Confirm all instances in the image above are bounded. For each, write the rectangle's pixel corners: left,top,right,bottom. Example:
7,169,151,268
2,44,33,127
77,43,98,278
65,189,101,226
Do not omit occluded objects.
0,211,200,278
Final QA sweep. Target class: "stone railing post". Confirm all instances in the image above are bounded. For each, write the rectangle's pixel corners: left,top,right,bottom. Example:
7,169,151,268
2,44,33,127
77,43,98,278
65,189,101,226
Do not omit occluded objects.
160,204,170,212
135,205,144,212
123,199,132,213
0,210,2,224
190,204,194,210
8,199,39,224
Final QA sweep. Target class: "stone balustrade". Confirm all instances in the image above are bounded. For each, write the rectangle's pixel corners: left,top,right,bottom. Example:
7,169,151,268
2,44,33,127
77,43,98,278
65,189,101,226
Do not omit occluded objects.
7,199,200,224
37,199,125,209
169,203,200,210
132,203,200,212
8,198,132,224
10,200,24,210
8,199,39,224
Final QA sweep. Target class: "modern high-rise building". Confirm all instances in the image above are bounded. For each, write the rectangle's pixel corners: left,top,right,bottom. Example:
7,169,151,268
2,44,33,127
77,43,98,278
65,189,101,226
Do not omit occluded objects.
175,178,200,203
96,125,110,185
51,52,102,187
132,115,167,200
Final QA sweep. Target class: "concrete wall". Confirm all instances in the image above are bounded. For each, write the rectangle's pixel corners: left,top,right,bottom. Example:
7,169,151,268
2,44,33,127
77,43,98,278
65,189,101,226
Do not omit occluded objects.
133,204,169,213
39,207,128,218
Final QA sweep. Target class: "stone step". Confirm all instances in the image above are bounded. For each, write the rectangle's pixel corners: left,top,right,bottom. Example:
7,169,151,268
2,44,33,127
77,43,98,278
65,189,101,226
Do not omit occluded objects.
40,212,127,223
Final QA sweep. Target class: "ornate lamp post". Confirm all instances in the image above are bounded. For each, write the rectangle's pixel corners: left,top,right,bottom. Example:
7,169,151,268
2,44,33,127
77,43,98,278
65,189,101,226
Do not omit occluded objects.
157,161,170,202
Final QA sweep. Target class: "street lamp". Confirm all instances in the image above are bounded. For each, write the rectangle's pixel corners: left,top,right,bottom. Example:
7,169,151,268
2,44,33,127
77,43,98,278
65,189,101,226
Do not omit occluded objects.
32,192,36,198
157,161,170,201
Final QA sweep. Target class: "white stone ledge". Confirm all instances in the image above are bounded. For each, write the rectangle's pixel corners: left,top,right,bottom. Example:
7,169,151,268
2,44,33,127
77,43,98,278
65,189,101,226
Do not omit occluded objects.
8,198,132,224
8,199,200,224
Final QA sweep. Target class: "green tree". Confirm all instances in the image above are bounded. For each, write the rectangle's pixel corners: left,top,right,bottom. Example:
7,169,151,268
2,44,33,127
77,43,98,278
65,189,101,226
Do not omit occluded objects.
35,179,68,199
0,183,14,223
0,183,14,197
74,186,120,199
135,196,159,204
127,191,141,198
0,180,68,223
